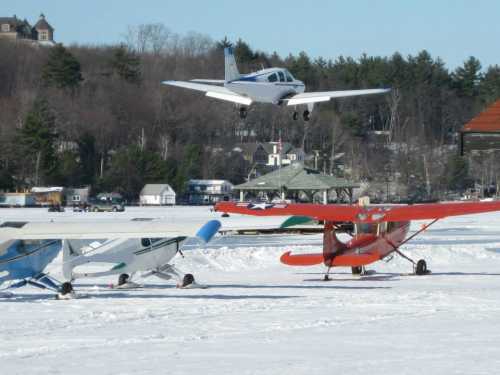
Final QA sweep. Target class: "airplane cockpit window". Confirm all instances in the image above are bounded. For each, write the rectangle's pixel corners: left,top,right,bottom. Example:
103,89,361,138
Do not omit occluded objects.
356,223,378,235
268,73,278,82
278,71,285,82
284,70,294,82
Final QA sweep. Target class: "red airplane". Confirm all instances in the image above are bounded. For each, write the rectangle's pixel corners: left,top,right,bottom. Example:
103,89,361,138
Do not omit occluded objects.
215,200,500,279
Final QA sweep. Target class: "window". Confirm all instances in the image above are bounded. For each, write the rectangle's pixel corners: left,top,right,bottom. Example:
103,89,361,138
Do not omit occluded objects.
1,24,10,32
72,195,81,202
285,70,294,82
39,30,49,41
268,73,278,82
355,223,378,235
278,71,285,82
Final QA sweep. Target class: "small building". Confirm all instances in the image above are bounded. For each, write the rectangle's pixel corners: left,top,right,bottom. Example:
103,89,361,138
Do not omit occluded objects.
65,187,90,206
0,193,36,207
234,163,359,204
461,99,500,154
31,186,64,206
188,180,233,205
140,184,176,206
233,142,306,168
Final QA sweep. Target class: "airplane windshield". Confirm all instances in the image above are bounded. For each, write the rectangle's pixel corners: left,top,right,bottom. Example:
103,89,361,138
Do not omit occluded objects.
356,223,378,235
284,70,294,82
268,73,278,82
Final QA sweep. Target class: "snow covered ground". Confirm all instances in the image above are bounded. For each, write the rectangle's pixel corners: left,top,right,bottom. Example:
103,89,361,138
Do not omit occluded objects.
2,206,500,374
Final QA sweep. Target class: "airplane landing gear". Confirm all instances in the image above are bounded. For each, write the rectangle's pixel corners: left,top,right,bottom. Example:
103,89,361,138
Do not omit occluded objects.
239,107,247,119
57,281,76,299
303,110,310,121
118,273,129,286
351,266,363,275
182,273,195,287
415,259,429,275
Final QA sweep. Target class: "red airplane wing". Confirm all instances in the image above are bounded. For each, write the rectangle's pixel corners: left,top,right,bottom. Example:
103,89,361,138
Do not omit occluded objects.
280,251,380,267
215,202,361,221
215,201,500,223
381,201,500,222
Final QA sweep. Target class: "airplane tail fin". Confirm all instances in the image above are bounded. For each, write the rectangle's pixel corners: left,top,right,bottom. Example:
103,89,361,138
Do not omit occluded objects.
224,47,240,82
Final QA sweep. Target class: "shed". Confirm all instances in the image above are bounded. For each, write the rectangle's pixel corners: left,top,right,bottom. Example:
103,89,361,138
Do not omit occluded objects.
461,99,500,154
140,184,176,206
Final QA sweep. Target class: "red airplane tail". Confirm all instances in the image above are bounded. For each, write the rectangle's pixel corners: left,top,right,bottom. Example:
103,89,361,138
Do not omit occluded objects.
280,222,345,266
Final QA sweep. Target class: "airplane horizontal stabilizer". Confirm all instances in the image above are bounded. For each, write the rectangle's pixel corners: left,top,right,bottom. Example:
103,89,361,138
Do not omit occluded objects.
280,251,323,266
162,80,252,105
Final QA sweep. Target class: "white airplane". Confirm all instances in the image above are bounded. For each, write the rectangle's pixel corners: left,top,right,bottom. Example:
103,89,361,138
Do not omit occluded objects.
163,47,390,121
0,219,221,298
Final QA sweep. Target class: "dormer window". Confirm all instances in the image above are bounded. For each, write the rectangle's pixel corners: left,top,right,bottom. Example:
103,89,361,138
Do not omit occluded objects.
39,30,48,41
1,24,10,32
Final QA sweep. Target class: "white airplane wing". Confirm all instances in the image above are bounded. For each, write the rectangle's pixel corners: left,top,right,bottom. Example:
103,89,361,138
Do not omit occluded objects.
190,79,225,84
0,220,218,240
286,88,390,106
162,80,252,105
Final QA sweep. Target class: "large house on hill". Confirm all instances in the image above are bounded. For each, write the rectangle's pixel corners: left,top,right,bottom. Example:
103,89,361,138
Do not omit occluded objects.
0,14,55,44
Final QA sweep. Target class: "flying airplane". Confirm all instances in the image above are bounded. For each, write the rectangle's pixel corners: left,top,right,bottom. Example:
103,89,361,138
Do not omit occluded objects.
162,47,390,121
215,200,500,279
0,219,220,298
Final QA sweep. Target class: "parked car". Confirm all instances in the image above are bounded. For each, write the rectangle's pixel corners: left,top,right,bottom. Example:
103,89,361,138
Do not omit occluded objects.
88,198,125,212
48,204,65,212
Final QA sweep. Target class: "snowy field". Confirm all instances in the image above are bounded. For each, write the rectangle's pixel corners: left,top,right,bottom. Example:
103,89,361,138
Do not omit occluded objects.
2,206,500,374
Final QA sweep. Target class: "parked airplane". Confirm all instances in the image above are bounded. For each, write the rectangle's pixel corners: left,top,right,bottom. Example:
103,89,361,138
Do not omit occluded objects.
162,47,390,121
0,219,220,298
215,200,500,279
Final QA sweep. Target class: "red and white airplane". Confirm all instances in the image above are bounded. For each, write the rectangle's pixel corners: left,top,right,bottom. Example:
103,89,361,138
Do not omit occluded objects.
215,200,500,279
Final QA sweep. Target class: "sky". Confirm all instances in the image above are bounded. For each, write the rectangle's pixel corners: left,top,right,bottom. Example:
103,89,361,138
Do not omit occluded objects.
2,0,500,70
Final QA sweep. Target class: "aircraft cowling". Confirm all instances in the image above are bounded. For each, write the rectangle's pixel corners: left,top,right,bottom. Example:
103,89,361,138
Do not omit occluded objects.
323,222,346,267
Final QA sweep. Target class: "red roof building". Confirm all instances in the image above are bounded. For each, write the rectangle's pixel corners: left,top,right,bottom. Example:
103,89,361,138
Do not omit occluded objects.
461,100,500,154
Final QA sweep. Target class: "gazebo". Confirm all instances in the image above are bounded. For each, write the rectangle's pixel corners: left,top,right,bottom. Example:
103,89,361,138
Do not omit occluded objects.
234,163,359,204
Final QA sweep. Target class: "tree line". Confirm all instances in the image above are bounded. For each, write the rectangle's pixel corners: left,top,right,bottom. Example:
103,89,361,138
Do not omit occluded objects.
1,24,499,201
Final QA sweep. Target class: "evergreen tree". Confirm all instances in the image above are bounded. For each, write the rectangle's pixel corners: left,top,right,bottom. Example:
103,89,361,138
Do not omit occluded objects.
479,65,500,104
453,56,482,97
42,44,83,89
446,154,473,192
18,99,59,185
109,45,141,84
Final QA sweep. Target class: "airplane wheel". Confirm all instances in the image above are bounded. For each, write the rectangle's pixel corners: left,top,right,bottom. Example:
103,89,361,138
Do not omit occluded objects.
182,273,195,287
239,107,247,119
351,266,363,275
292,111,299,121
60,282,74,295
303,110,310,121
118,273,129,286
416,259,427,275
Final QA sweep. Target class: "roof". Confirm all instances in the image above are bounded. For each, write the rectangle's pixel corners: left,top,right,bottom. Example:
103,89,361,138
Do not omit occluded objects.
235,163,359,191
140,184,175,196
188,180,233,185
462,100,500,133
33,14,53,31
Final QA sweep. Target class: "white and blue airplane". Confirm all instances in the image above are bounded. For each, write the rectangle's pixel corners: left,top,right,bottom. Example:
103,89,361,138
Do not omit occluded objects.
163,47,390,121
0,219,221,298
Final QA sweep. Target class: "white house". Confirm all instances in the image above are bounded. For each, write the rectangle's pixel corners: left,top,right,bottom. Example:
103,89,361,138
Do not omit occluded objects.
188,179,233,204
140,184,176,206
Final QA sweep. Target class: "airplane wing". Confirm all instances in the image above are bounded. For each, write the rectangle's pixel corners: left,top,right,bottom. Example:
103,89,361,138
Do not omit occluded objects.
215,201,500,223
0,219,220,241
190,79,225,84
162,80,252,105
286,88,390,106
